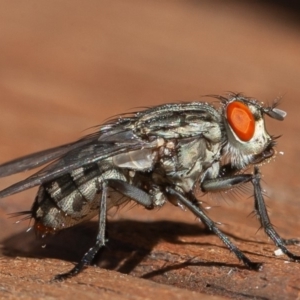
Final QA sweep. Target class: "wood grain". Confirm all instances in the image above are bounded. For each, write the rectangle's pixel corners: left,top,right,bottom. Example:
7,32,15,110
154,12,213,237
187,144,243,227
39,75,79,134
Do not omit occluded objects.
1,1,300,299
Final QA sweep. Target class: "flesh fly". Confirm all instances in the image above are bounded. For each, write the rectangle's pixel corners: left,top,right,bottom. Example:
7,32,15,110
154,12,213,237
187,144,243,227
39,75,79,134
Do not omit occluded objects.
0,93,299,280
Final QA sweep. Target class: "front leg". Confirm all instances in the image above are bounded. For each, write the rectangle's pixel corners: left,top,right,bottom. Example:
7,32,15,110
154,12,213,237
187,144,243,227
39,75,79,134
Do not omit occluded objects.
252,167,300,261
201,172,252,192
201,167,300,261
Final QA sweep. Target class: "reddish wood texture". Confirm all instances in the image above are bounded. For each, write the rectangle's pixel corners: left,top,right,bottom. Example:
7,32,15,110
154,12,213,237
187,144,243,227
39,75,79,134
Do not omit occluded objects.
1,1,300,299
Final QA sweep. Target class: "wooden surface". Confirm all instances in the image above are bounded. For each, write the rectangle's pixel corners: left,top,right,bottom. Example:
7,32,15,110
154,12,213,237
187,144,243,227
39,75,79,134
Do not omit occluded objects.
1,1,300,299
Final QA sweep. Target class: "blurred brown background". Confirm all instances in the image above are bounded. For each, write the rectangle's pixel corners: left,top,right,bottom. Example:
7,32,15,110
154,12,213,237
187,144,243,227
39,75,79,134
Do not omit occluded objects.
1,1,300,299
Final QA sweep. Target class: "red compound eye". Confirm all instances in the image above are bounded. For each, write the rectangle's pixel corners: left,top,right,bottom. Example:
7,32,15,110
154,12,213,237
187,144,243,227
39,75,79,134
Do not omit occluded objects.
226,101,255,141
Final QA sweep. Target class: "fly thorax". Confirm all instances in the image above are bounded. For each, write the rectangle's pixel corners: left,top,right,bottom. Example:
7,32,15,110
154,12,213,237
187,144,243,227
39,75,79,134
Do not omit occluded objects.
222,98,273,169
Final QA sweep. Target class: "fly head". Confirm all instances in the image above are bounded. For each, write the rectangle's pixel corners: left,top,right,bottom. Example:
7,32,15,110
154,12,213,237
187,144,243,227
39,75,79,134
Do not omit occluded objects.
219,94,286,169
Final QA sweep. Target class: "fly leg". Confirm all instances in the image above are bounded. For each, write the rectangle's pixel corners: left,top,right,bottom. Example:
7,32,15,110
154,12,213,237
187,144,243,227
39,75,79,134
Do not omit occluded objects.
200,172,253,232
54,179,154,281
108,179,153,209
166,186,262,270
252,166,300,261
54,181,109,281
282,238,300,246
202,167,300,262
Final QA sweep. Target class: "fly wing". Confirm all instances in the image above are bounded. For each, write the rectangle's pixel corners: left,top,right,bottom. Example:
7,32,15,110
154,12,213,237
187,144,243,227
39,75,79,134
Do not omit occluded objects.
0,129,152,198
0,137,97,177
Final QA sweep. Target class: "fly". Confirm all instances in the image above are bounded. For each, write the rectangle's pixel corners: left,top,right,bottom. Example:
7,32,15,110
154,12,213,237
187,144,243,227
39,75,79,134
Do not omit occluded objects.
0,93,299,280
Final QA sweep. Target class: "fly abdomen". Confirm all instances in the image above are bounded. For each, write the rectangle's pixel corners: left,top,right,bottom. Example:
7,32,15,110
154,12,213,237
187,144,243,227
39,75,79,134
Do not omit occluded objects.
32,174,101,233
32,162,129,233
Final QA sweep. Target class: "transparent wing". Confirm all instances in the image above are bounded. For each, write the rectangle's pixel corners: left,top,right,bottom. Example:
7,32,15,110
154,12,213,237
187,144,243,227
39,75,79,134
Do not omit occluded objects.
0,138,151,198
0,116,152,198
0,138,95,177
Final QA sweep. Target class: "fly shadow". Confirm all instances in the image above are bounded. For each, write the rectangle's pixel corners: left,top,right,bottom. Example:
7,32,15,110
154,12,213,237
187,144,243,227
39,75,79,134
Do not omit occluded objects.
1,219,269,277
